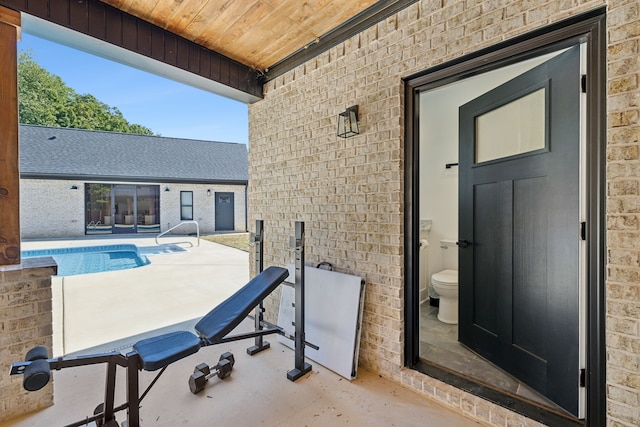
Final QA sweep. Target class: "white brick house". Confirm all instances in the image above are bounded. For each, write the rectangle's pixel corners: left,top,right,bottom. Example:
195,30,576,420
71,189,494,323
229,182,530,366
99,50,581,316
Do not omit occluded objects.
19,125,248,238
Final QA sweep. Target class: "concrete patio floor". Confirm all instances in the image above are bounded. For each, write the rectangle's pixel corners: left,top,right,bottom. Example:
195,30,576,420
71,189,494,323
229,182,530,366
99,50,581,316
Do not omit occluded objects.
21,234,250,356
3,235,483,427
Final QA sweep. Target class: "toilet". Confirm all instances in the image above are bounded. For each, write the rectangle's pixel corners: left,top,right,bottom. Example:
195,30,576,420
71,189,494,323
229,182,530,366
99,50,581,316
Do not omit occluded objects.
431,239,458,324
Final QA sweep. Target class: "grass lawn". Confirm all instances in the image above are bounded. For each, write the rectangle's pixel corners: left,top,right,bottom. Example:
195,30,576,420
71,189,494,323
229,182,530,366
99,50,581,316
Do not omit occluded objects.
202,233,249,252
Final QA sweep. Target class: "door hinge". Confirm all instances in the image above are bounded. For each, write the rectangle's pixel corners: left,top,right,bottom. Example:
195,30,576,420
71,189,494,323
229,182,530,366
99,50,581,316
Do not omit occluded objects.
580,222,587,241
580,368,586,387
581,74,587,93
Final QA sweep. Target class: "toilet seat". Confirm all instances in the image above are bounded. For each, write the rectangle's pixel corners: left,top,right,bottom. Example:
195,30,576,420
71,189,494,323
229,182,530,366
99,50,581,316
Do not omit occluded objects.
431,269,458,324
432,269,458,287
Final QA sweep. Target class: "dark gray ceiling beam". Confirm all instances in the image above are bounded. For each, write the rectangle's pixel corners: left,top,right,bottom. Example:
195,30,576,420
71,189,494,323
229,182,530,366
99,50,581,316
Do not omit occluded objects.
1,0,263,102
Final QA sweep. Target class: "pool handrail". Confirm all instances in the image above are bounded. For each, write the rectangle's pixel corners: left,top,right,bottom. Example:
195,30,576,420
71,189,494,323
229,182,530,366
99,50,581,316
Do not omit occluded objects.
155,221,200,247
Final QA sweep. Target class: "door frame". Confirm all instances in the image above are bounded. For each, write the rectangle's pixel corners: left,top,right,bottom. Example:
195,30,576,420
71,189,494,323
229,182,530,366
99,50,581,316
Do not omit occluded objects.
403,9,606,427
214,191,235,231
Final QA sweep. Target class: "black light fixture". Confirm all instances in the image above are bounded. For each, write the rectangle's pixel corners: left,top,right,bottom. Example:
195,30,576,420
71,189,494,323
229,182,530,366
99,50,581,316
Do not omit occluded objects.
70,185,78,190
164,187,170,192
207,189,211,196
337,105,359,138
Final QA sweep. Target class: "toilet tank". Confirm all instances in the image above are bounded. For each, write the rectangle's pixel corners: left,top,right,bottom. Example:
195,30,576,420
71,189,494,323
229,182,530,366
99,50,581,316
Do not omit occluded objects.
440,239,458,270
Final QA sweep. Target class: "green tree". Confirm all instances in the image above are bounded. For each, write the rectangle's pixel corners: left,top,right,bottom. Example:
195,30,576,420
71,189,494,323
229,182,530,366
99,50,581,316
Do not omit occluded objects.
18,51,155,135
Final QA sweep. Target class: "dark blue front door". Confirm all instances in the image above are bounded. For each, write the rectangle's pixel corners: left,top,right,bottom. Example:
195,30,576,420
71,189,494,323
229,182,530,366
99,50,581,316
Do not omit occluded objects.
458,46,582,416
214,192,234,231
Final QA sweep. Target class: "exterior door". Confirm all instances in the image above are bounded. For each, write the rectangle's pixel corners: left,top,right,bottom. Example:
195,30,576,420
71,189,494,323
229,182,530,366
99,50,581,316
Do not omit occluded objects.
458,46,582,416
135,185,160,233
214,192,234,231
112,184,137,234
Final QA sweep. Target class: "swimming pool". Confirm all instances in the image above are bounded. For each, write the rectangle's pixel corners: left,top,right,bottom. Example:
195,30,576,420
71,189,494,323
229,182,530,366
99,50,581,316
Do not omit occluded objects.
22,244,151,276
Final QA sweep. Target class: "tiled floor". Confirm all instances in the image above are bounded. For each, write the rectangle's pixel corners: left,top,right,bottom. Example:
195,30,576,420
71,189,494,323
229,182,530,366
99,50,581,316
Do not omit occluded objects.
419,303,564,412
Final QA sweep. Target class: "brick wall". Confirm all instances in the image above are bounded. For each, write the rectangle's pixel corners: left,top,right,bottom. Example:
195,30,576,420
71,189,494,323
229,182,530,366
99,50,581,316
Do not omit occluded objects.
160,183,247,233
248,0,640,426
605,1,640,426
0,258,56,422
20,180,85,238
20,179,248,238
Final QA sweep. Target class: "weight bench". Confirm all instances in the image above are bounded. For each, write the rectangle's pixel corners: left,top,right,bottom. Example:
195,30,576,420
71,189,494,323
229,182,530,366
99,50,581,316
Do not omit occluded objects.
10,264,311,427
134,265,289,371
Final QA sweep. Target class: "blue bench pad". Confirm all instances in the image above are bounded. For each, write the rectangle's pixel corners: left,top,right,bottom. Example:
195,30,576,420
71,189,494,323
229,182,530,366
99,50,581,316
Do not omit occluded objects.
133,331,201,371
195,266,289,343
133,266,288,371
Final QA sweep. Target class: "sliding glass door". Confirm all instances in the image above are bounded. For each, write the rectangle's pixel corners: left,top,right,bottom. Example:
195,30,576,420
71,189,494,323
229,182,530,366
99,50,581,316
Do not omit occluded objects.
113,185,136,233
136,185,160,233
85,184,112,234
85,184,160,235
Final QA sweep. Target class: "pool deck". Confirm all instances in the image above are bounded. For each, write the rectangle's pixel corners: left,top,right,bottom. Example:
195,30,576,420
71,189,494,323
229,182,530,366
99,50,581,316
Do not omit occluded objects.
21,234,250,356
4,235,483,427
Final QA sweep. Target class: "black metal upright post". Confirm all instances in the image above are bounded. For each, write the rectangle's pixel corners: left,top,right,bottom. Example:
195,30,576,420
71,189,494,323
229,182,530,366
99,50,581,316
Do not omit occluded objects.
102,358,118,425
287,221,312,381
247,220,270,355
126,352,140,427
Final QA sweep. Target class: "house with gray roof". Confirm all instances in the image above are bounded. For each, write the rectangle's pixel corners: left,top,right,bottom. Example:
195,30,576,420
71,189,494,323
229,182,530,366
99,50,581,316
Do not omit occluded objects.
19,124,248,238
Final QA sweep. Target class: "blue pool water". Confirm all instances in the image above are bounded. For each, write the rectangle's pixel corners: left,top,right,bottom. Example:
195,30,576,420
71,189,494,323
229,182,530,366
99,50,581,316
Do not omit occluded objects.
22,244,151,276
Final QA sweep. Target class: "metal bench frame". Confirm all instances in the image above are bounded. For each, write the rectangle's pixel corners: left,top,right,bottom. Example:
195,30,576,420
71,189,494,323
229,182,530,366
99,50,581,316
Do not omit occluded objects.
10,221,312,427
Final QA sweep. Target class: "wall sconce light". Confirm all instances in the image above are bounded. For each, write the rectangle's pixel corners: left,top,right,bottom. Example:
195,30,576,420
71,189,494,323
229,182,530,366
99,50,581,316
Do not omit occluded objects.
207,189,211,196
337,105,359,138
70,185,78,190
164,187,170,192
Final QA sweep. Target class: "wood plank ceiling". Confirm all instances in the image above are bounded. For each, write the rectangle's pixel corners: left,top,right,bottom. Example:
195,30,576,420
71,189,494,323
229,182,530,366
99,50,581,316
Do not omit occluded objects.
101,0,379,72
2,0,416,99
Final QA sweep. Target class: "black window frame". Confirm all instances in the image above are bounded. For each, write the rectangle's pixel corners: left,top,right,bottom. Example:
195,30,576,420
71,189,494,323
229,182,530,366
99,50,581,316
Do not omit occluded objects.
180,191,193,221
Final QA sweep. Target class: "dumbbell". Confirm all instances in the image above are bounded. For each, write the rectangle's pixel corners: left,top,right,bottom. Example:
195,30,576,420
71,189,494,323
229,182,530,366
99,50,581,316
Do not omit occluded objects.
22,346,51,392
188,352,235,394
93,403,121,427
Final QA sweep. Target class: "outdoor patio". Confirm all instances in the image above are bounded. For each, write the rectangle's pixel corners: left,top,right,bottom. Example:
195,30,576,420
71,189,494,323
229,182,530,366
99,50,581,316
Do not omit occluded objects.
3,236,482,426
21,235,250,356
2,318,482,427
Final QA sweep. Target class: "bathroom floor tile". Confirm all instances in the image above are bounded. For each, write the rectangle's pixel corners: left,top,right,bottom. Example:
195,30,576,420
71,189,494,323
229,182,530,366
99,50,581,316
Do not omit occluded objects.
419,304,566,412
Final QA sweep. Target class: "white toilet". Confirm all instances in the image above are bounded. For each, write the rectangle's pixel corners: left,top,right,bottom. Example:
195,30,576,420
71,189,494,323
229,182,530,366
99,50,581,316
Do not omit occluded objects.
431,239,458,324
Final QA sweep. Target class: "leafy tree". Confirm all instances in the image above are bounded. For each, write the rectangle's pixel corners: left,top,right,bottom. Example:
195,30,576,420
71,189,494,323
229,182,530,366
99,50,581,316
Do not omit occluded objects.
18,51,155,135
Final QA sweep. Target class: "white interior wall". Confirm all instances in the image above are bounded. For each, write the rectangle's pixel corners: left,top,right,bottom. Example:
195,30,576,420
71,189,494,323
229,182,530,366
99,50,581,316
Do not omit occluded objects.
418,52,563,295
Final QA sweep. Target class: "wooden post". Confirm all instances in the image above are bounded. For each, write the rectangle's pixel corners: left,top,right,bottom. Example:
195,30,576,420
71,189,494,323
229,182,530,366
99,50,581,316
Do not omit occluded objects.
0,6,21,265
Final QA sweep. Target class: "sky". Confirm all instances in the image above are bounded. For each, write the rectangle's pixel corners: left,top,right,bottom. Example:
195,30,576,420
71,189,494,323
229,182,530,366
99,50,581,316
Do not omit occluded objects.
18,33,249,144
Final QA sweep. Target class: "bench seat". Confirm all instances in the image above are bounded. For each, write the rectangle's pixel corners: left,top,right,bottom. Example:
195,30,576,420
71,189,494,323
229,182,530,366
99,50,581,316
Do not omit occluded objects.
133,331,201,371
195,266,289,343
133,266,289,371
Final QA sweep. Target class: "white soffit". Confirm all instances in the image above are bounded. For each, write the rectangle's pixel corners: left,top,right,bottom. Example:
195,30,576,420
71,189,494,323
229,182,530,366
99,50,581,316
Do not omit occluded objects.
21,13,260,104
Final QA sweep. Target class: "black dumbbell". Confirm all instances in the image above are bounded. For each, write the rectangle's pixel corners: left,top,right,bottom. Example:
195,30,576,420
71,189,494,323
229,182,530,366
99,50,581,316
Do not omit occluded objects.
195,351,235,376
92,403,121,427
219,351,235,368
188,352,235,394
23,346,51,391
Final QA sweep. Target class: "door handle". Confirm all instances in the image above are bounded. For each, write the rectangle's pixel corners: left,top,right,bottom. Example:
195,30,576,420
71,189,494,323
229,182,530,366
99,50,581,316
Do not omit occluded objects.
457,240,471,248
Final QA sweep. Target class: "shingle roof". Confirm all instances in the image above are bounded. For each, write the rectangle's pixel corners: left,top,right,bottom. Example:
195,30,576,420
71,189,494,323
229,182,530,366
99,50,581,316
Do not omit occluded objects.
19,124,248,184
